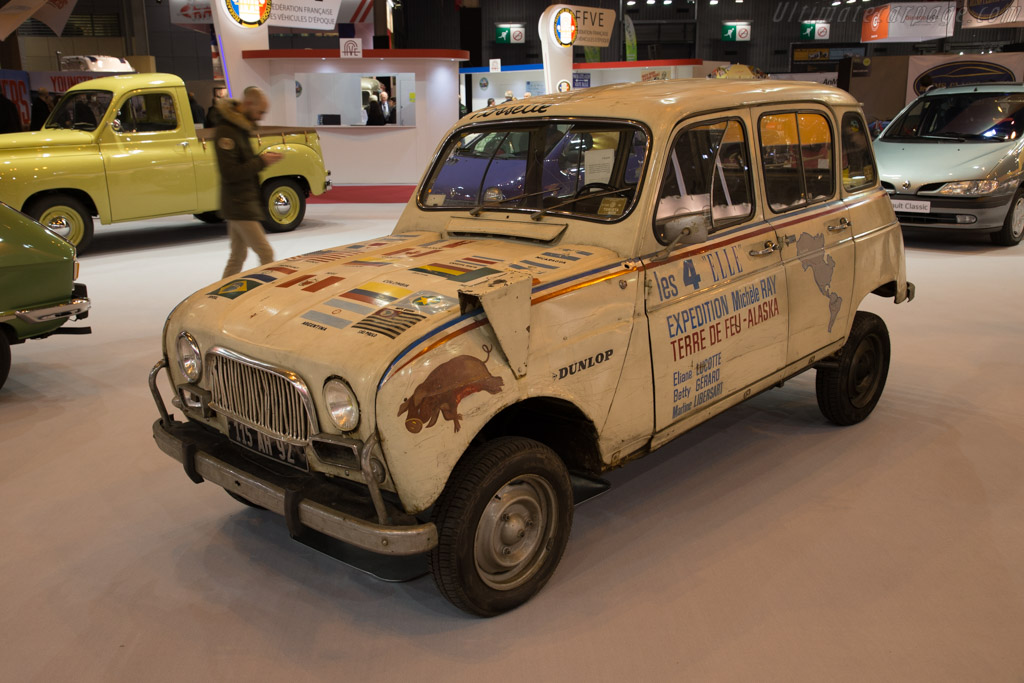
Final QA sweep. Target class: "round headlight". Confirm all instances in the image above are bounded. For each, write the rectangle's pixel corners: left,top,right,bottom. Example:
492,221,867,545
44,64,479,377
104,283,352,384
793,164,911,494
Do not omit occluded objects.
323,378,359,431
176,331,202,383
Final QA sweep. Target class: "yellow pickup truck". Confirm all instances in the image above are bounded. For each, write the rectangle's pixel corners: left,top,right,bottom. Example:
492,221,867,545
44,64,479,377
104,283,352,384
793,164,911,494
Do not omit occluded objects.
0,73,330,252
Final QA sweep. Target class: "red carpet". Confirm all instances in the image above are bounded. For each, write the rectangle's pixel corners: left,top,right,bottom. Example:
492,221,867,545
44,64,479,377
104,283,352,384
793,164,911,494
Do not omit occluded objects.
309,185,416,204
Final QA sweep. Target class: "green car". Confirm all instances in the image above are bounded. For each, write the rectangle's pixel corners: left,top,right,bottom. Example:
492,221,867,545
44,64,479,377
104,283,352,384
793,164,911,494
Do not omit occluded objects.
0,201,91,389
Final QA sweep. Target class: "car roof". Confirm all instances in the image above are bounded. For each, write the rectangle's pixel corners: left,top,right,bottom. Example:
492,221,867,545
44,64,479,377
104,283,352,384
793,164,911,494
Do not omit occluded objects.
67,73,185,94
461,78,860,128
920,83,1024,96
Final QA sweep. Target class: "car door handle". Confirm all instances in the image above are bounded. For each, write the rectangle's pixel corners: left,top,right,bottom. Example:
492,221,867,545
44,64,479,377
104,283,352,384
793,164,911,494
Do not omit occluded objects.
827,217,852,232
749,241,778,256
180,141,189,148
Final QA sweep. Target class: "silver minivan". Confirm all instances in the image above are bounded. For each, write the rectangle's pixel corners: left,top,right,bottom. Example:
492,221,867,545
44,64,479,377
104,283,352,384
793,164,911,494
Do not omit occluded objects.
874,84,1024,246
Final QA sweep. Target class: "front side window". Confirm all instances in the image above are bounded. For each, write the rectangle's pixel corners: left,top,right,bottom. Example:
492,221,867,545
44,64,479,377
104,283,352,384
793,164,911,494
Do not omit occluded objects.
44,90,113,131
115,93,179,133
654,118,754,244
841,112,877,192
759,111,834,213
420,120,649,221
883,91,1024,142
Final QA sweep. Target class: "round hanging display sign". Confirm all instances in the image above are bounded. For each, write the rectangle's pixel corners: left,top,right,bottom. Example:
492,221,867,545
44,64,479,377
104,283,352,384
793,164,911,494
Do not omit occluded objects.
557,79,572,93
224,0,272,28
480,77,489,90
553,8,578,47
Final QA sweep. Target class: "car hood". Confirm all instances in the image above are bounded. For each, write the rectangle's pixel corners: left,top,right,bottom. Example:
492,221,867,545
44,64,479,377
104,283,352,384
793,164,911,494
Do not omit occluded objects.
172,230,618,395
0,129,95,151
874,137,1019,189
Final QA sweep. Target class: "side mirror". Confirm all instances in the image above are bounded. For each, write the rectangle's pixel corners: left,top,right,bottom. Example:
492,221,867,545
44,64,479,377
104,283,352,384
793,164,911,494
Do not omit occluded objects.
110,119,123,134
657,210,710,258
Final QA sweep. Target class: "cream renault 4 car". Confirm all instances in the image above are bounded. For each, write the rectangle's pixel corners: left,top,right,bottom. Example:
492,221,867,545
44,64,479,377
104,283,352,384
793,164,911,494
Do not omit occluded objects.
150,80,914,616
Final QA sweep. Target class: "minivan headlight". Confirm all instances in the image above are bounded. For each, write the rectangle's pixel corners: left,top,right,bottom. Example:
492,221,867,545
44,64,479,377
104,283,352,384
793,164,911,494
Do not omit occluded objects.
323,378,359,431
936,180,1000,196
176,331,202,383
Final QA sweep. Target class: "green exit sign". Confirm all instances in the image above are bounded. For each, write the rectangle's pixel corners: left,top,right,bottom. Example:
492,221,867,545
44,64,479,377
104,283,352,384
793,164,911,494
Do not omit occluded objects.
721,23,750,42
800,22,830,40
496,26,511,44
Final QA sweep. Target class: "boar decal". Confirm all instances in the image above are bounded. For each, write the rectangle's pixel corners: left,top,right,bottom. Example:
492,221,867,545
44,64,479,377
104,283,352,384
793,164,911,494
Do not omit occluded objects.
398,345,504,433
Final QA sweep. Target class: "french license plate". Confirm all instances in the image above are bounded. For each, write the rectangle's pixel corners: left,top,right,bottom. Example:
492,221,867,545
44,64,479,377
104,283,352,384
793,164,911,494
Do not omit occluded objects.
227,418,308,471
891,198,930,214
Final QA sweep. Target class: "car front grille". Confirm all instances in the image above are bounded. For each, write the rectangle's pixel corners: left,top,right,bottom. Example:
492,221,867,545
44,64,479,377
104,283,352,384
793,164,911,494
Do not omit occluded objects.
896,212,958,225
206,347,315,444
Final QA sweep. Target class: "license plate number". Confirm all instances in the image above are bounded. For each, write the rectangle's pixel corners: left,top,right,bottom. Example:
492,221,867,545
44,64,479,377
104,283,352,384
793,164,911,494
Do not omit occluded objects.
891,198,930,214
227,418,308,471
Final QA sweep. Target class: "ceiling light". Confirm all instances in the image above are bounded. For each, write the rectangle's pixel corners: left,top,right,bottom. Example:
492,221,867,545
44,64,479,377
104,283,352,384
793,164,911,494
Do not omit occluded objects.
626,0,636,4
664,0,673,4
710,0,718,4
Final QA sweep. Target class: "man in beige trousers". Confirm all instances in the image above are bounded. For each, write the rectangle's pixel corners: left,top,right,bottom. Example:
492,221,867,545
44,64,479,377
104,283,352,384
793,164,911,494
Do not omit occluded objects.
213,86,283,278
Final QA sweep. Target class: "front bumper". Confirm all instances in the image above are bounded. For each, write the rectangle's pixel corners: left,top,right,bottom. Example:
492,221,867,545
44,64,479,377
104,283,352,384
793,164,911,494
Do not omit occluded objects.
890,192,1011,231
149,359,437,557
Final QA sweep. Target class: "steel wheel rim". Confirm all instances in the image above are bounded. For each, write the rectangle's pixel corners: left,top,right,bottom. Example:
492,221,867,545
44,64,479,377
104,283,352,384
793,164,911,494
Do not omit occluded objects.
268,186,300,224
848,334,883,409
40,206,84,245
1011,196,1024,240
474,474,557,591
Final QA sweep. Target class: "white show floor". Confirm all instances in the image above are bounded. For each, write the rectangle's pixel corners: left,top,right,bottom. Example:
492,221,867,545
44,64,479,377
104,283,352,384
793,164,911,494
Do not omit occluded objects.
2,205,1022,682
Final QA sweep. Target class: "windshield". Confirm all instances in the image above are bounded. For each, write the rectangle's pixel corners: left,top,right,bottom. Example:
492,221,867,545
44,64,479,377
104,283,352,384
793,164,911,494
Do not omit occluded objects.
44,90,113,132
883,91,1024,142
419,120,649,221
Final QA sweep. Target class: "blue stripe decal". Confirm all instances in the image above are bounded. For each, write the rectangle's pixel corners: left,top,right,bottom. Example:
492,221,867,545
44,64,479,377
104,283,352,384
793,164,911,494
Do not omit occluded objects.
544,251,579,261
521,259,557,270
246,273,277,283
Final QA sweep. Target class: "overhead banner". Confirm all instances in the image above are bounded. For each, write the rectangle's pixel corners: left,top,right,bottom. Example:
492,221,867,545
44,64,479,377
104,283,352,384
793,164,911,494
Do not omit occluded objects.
905,53,1024,103
31,0,79,36
180,0,341,30
962,0,1024,28
0,0,47,41
861,2,954,43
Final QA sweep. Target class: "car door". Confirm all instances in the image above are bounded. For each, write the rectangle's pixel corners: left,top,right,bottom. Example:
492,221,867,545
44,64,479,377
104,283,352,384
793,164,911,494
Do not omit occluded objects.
754,107,854,365
101,90,199,221
644,114,789,435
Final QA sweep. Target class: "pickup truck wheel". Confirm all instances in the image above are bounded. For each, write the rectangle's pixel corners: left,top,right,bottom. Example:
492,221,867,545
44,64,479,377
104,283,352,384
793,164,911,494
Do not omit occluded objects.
430,437,573,617
193,211,223,224
28,196,94,252
816,311,890,426
992,185,1024,246
261,179,306,233
0,334,10,390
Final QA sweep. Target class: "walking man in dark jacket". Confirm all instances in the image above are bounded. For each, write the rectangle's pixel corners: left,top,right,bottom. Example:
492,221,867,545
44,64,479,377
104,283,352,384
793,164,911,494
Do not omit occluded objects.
214,86,282,278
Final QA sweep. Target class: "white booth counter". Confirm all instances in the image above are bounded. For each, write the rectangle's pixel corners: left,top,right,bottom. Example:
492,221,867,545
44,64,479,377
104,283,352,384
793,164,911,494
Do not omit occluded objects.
463,59,728,111
244,48,469,185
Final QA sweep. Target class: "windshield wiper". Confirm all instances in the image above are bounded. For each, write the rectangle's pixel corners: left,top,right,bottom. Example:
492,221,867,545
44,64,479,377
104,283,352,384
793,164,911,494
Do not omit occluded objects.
920,133,967,142
469,188,557,216
530,187,632,221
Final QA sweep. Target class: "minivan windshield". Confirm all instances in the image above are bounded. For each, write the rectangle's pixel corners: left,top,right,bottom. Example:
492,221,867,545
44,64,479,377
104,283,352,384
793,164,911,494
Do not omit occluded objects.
44,90,113,132
883,91,1024,142
419,120,649,221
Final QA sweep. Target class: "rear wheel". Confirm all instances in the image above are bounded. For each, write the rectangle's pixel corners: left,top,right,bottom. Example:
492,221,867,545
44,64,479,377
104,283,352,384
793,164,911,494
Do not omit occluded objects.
27,195,94,252
992,185,1024,246
430,437,573,617
816,311,891,426
261,178,306,233
0,333,11,390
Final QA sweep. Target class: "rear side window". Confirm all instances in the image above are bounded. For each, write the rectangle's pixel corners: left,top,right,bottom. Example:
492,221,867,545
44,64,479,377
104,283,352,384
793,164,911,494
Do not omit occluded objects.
759,111,834,213
116,93,178,133
654,118,754,244
841,112,877,192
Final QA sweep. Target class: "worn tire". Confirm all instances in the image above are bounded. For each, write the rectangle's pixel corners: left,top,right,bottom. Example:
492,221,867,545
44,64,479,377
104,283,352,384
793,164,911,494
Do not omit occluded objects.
224,488,265,510
816,311,891,426
193,211,223,224
430,437,573,617
0,333,11,391
261,178,306,233
27,195,94,253
992,185,1024,247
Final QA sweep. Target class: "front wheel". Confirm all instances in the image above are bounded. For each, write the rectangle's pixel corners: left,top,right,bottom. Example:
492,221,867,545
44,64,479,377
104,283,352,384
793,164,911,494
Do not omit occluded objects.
0,333,11,390
261,178,306,233
27,195,94,252
816,311,891,426
992,185,1024,246
430,437,574,617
